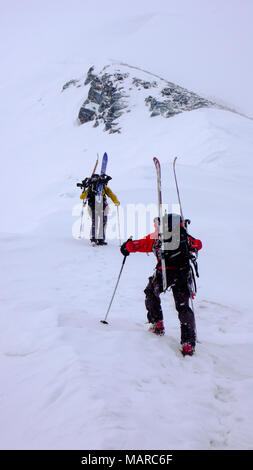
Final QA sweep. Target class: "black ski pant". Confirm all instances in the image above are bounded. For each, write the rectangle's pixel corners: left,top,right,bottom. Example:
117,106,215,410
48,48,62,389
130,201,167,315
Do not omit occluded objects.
144,268,196,347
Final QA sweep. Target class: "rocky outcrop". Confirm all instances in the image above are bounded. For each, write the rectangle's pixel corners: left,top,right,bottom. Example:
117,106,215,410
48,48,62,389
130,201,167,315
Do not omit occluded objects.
61,79,81,92
62,64,217,133
77,66,129,133
145,85,210,118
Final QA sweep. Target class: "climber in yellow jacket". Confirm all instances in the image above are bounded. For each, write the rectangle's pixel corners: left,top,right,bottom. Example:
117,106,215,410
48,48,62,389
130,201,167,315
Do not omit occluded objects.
80,173,119,245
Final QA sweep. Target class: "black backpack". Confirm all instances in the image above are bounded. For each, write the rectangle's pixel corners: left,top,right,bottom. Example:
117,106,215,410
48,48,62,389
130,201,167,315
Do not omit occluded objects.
87,174,112,205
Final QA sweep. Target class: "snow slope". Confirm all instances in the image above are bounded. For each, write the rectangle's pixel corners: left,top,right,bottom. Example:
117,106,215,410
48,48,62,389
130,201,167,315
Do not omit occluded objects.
0,0,253,451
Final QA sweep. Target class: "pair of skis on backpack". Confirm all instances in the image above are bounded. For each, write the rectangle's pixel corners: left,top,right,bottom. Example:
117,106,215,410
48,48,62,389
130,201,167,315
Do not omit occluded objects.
96,152,108,202
89,153,109,247
83,152,109,200
77,152,109,240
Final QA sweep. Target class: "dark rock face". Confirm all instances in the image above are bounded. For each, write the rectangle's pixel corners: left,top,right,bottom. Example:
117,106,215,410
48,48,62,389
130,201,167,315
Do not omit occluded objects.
132,78,157,89
77,66,128,133
61,79,80,92
62,64,217,133
78,107,96,123
145,84,210,118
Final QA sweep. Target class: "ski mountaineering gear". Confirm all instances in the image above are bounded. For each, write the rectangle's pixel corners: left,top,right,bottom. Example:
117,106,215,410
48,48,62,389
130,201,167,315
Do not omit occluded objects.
120,157,202,356
79,153,120,245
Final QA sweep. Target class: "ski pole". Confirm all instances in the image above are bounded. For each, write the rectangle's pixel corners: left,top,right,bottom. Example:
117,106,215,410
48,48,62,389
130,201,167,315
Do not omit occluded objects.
79,200,87,238
78,155,99,239
116,205,122,247
100,256,127,324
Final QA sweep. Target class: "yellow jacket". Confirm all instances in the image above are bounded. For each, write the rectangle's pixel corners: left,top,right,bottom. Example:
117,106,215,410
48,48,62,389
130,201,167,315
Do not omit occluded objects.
80,185,120,205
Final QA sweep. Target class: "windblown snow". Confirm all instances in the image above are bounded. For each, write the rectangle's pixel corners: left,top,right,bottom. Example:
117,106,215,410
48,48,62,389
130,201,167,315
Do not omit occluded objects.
0,0,252,451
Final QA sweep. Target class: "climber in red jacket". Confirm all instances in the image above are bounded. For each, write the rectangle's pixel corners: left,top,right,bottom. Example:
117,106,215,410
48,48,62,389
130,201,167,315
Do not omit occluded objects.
120,213,202,356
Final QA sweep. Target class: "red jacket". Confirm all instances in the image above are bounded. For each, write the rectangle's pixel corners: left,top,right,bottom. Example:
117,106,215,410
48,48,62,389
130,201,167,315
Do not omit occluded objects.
126,230,202,253
126,229,202,270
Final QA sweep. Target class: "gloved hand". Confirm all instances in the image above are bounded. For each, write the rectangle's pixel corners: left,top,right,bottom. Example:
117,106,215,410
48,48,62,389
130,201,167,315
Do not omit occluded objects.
115,201,120,206
190,238,202,251
120,241,130,257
